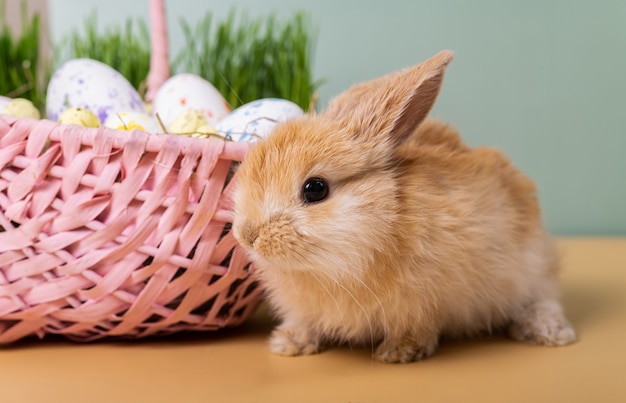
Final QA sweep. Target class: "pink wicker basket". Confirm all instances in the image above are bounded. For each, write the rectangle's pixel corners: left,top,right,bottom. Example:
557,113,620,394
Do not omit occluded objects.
0,115,262,343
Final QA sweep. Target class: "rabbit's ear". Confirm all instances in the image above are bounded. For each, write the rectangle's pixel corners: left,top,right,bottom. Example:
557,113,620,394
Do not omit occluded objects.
324,50,454,148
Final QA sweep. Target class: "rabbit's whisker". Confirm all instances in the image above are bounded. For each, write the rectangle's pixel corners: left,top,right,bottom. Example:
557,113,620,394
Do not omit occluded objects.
331,275,376,360
343,269,389,342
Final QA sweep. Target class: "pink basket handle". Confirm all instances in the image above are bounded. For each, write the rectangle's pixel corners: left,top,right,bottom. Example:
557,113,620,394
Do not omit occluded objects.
145,0,171,102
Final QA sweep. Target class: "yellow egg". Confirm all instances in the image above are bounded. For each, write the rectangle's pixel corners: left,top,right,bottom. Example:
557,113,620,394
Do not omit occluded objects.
58,107,100,128
104,111,161,133
2,98,41,119
168,110,208,134
190,124,219,139
167,110,221,138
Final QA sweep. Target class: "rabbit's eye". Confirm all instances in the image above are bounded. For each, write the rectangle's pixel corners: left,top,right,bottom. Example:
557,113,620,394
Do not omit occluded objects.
302,177,329,203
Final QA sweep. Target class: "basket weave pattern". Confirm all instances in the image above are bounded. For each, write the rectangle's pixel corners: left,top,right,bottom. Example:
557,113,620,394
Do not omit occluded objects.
0,116,262,343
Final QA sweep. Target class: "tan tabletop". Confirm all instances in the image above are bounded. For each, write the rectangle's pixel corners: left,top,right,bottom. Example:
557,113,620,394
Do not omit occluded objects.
1,238,625,403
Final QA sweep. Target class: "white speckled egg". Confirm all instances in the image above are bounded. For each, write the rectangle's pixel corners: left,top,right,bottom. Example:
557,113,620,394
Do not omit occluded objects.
151,74,230,128
104,111,162,133
215,98,304,142
46,58,145,123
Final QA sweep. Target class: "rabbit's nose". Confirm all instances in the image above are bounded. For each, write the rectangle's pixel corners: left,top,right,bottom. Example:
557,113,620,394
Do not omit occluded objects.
234,221,259,250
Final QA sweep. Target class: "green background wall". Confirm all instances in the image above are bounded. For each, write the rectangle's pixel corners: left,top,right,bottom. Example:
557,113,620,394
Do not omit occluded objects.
49,0,626,235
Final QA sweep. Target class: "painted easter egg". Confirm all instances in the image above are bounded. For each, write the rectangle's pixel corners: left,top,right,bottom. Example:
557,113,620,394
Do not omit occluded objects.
215,98,304,142
151,74,230,128
104,111,162,133
58,107,100,127
168,109,208,134
2,98,40,119
46,58,145,123
168,109,218,138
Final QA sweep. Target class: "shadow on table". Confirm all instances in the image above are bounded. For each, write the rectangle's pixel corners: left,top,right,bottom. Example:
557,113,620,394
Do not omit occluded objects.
3,280,614,351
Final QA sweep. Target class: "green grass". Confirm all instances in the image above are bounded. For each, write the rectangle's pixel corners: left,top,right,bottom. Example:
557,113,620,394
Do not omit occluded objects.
3,7,321,112
56,12,151,94
0,0,48,112
174,9,323,111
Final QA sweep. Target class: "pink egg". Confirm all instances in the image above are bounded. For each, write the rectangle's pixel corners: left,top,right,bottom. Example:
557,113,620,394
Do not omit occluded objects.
151,74,230,127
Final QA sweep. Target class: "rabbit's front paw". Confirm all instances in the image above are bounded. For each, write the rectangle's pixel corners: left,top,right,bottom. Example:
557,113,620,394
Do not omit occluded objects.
269,325,322,357
374,336,438,363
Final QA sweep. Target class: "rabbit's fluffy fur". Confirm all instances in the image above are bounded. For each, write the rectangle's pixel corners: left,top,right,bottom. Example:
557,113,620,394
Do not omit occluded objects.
232,50,576,363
